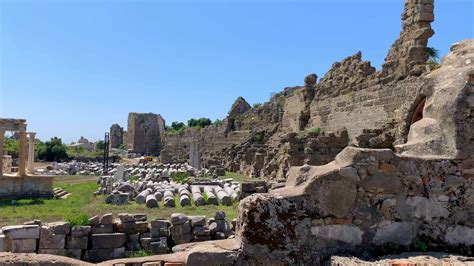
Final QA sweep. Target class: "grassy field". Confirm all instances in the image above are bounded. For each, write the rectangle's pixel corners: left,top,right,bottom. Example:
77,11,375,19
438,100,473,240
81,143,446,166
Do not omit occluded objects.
0,175,239,227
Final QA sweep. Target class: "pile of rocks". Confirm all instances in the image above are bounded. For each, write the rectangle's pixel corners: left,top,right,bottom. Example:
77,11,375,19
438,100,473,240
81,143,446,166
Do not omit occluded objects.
35,161,105,176
0,212,235,263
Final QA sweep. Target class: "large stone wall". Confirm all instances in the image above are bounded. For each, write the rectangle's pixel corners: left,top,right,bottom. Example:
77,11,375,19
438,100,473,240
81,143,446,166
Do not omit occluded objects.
237,147,474,264
109,123,124,149
127,113,165,155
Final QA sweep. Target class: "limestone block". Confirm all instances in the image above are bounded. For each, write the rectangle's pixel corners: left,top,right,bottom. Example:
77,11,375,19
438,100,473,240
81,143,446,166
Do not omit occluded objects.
406,196,449,221
88,215,100,226
373,222,418,246
0,234,11,252
38,248,81,260
84,247,125,262
154,192,163,201
193,226,211,237
11,238,37,253
216,190,232,206
445,226,474,246
171,213,188,225
170,221,192,237
194,235,212,242
125,234,141,251
91,224,114,234
189,216,206,227
310,225,363,245
193,193,205,206
47,222,70,235
100,213,113,225
71,225,91,237
151,227,168,238
133,213,147,222
66,236,88,249
39,227,65,249
2,225,40,239
140,237,162,251
151,220,170,229
91,233,126,249
173,233,192,245
150,237,168,254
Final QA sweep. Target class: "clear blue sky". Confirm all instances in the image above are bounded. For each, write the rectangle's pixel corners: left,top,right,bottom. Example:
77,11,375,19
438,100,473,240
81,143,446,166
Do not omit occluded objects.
1,0,472,143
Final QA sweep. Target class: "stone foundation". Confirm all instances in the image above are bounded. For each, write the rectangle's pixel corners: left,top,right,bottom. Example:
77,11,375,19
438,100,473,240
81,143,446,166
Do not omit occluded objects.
0,174,54,199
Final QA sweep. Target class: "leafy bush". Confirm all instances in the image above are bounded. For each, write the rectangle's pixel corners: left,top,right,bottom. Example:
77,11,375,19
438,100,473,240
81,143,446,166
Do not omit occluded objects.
254,132,265,144
188,118,212,128
252,103,262,108
4,137,19,158
95,140,105,150
36,137,69,162
213,119,224,126
172,172,190,184
65,213,90,226
171,121,186,131
128,249,153,258
306,127,322,134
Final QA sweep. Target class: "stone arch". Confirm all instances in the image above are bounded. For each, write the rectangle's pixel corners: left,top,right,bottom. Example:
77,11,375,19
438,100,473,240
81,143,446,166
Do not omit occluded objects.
410,97,426,125
398,94,427,144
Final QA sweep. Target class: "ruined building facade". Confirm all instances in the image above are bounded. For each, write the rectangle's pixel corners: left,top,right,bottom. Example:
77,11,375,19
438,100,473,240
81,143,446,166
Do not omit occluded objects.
109,123,124,149
126,113,165,155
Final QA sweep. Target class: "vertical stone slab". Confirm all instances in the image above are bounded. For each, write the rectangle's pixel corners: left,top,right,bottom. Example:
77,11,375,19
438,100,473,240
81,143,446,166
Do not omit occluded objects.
27,132,36,174
190,142,201,170
18,131,27,176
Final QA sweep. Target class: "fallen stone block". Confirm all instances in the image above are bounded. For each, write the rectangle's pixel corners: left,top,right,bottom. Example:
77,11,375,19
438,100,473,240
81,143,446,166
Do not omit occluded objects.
2,225,40,239
11,238,37,253
151,227,169,238
39,227,65,249
47,222,71,235
100,213,113,225
150,237,168,254
125,234,141,251
88,215,100,226
71,225,91,237
151,220,170,229
189,216,206,227
193,226,211,237
66,236,88,249
171,213,188,225
84,247,125,263
91,233,126,249
0,234,11,252
136,189,152,204
134,213,147,222
173,233,192,245
91,224,114,234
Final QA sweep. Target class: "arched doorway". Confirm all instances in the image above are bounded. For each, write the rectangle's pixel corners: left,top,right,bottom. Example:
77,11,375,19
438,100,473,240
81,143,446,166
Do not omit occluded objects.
410,97,426,125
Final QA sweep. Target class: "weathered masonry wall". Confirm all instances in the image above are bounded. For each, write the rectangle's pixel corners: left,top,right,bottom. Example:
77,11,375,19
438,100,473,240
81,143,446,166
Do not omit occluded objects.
0,212,235,263
127,113,165,155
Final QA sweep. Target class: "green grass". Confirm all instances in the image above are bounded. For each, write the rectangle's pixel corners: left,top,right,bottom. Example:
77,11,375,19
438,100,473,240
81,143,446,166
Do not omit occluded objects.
0,176,238,227
224,171,253,182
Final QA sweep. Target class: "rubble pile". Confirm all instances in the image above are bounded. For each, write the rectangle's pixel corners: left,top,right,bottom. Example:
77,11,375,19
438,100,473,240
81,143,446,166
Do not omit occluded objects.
0,212,236,263
96,163,255,208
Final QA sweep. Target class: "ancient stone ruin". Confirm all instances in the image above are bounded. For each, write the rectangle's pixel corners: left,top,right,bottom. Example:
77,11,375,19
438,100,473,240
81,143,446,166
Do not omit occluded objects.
1,0,473,265
0,118,54,199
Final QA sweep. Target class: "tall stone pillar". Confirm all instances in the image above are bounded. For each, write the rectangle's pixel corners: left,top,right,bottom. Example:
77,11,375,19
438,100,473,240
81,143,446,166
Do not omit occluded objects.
0,130,4,176
18,131,27,176
27,132,36,174
190,142,201,170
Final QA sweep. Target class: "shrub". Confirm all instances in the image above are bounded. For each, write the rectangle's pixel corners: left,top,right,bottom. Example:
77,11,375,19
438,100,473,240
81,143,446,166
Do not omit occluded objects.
213,119,224,126
172,172,190,184
252,103,262,108
188,118,212,128
254,132,265,144
128,249,153,258
306,127,322,134
171,121,186,131
65,213,90,226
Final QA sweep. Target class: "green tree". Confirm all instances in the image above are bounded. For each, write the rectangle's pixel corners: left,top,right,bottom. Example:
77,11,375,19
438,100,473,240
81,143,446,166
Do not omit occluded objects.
171,121,186,131
213,119,224,126
36,137,68,162
4,137,19,158
95,140,105,150
188,117,212,128
426,47,439,63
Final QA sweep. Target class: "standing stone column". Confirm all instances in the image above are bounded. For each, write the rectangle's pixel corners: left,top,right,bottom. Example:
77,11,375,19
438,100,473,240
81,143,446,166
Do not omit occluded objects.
27,132,36,174
190,142,201,170
18,131,27,176
0,130,4,176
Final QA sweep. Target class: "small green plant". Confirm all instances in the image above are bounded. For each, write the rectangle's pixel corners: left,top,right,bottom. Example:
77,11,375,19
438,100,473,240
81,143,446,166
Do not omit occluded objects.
65,213,90,226
128,249,153,258
254,132,265,144
213,119,224,126
202,192,209,203
130,175,139,183
252,103,262,108
414,241,429,252
306,127,322,134
425,47,439,62
171,172,190,184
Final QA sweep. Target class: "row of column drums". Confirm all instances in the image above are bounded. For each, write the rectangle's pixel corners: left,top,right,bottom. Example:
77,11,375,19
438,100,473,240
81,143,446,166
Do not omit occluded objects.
134,183,240,208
